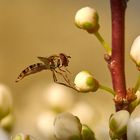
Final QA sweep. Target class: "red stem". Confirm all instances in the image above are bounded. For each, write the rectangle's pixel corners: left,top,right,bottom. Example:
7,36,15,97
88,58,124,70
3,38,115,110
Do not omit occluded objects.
110,0,127,110
109,1,128,139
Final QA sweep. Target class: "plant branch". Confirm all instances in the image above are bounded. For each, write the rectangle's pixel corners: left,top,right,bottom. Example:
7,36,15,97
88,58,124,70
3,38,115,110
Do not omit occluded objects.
109,0,128,111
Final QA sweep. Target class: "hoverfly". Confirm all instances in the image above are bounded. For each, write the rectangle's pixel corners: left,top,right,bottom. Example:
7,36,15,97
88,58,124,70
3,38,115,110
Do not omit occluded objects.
15,53,72,87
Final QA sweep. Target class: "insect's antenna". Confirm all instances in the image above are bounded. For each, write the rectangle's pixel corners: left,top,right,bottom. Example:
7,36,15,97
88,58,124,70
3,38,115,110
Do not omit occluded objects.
15,63,46,82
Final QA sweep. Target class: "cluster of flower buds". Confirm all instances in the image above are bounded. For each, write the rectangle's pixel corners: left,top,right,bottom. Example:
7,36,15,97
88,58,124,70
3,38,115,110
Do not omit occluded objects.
36,6,140,140
9,5,140,140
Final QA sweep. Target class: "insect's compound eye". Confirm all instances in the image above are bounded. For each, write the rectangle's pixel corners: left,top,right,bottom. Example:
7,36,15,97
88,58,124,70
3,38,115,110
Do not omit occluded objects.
59,53,65,58
59,53,70,66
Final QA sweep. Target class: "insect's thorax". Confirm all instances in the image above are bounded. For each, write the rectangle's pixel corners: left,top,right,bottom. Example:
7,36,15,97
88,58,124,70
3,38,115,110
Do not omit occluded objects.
49,57,61,69
45,54,69,70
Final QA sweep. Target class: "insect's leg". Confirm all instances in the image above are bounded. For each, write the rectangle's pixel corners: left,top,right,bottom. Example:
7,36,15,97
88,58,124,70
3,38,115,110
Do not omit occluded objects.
58,67,71,74
61,70,70,83
51,70,57,82
66,68,71,74
58,68,71,81
53,70,78,92
54,70,71,86
58,67,66,72
52,70,70,87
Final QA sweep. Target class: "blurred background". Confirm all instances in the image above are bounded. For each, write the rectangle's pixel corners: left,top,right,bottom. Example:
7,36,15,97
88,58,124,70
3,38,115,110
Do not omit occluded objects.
0,0,140,139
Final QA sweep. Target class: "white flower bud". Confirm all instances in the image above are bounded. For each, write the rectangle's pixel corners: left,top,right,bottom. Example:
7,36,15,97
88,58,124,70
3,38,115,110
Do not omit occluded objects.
130,35,140,66
54,112,82,140
127,117,140,140
36,111,57,140
74,71,99,92
0,84,13,120
75,7,99,33
109,110,130,139
11,134,35,140
129,90,140,112
43,84,75,112
81,125,96,140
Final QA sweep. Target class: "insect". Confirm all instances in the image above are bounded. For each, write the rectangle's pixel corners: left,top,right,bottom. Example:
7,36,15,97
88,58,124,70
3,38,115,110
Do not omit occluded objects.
15,53,72,86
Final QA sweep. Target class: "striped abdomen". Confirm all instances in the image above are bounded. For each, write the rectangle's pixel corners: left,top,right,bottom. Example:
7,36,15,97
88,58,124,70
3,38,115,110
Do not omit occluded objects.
15,63,46,82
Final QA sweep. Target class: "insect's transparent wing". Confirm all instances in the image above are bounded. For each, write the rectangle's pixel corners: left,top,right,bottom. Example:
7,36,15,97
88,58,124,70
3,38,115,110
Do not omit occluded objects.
37,56,50,66
15,63,46,82
37,56,49,64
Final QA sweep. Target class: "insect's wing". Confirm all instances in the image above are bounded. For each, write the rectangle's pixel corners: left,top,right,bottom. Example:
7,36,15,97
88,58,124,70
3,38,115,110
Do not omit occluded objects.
37,56,50,66
15,63,46,82
37,56,48,63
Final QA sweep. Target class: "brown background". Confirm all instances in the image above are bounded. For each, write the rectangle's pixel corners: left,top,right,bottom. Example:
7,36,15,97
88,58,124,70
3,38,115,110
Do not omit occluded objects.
0,0,140,139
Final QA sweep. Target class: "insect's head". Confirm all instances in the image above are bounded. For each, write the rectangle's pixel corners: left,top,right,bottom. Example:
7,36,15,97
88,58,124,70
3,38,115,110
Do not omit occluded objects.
59,53,71,67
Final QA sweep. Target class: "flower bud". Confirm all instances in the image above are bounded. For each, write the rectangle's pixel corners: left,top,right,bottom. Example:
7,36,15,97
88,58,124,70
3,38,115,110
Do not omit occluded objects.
75,7,99,33
81,125,96,140
74,71,99,92
11,134,35,140
130,35,140,67
0,84,13,120
109,110,130,139
127,117,140,140
129,90,140,112
54,112,82,140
